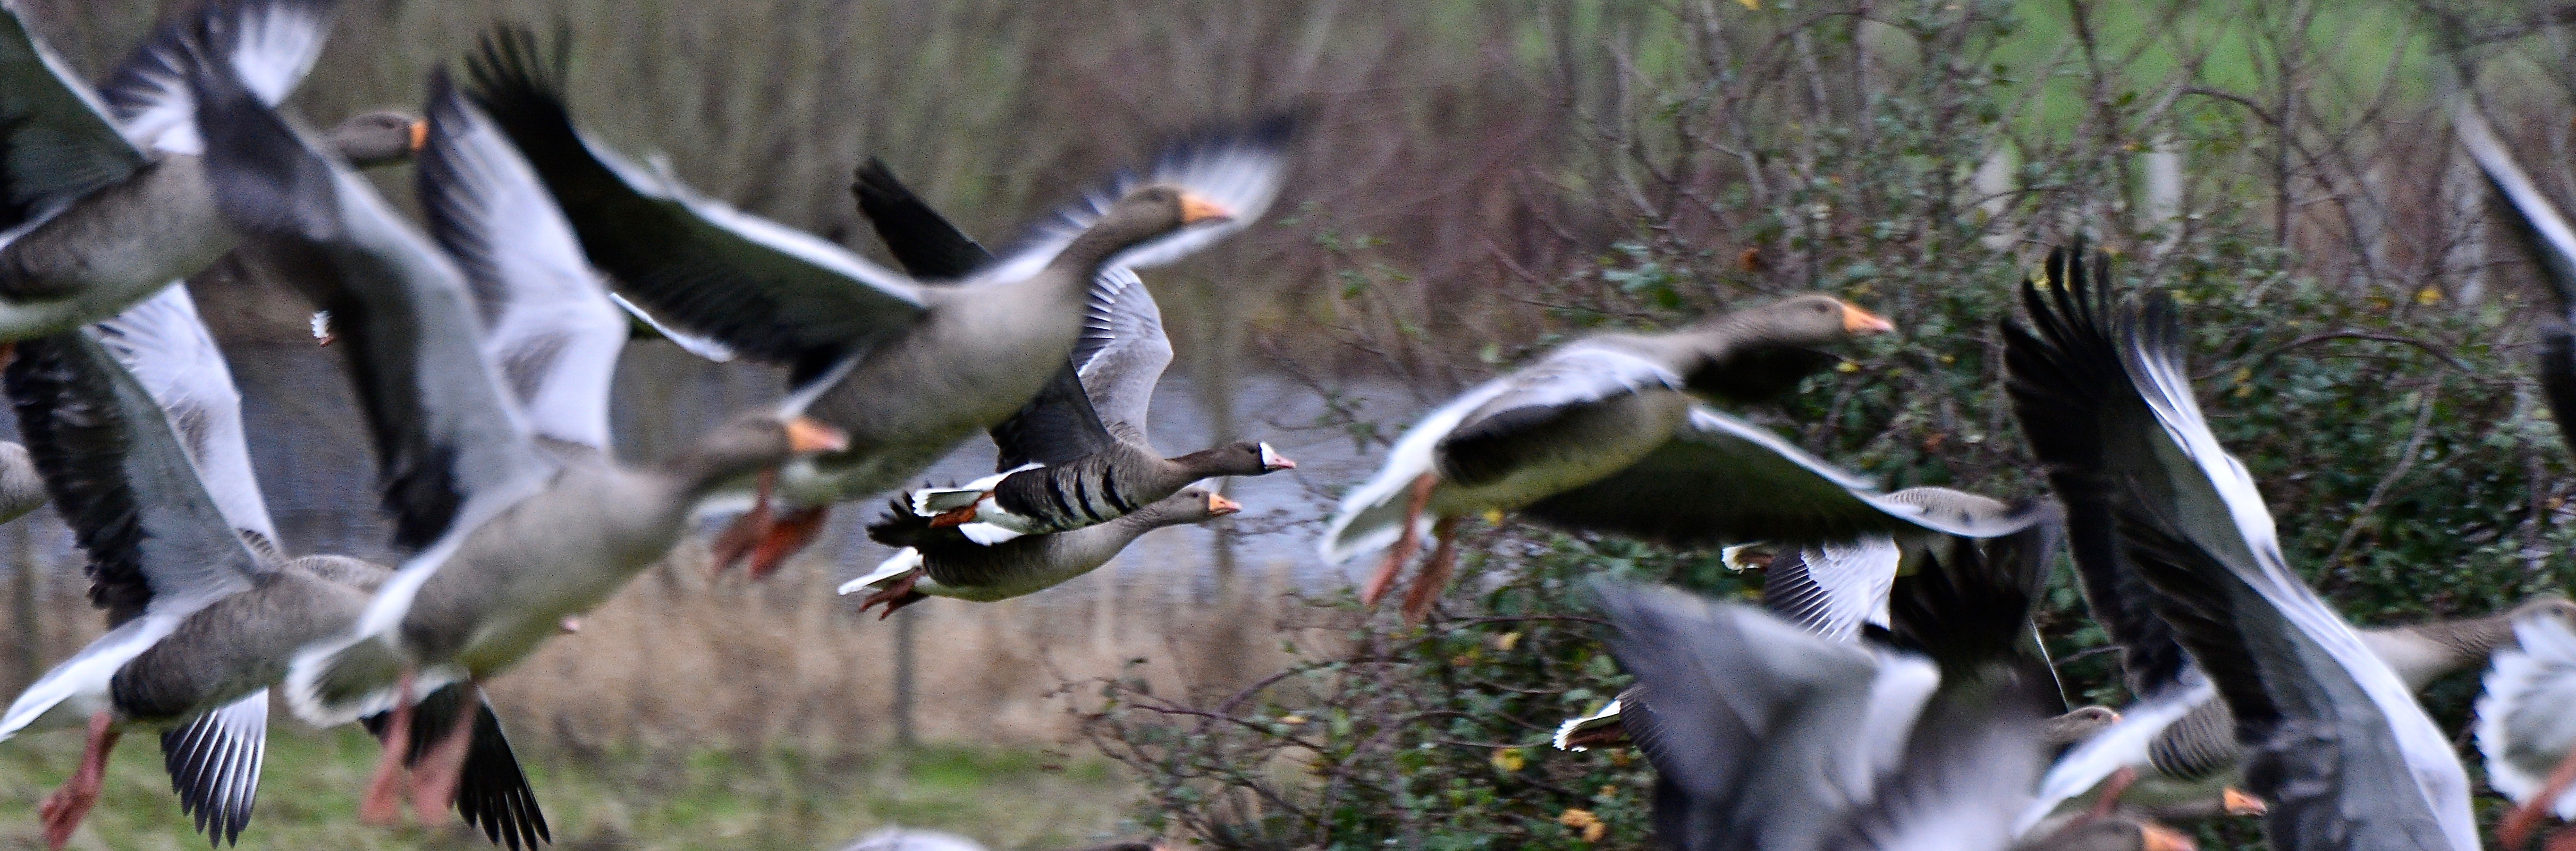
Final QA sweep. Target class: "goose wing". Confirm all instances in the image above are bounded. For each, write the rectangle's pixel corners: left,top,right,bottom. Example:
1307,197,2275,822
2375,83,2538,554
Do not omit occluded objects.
1071,267,1171,446
2,327,268,627
972,119,1290,285
92,284,278,547
0,1,143,228
361,684,550,850
1518,406,2031,546
462,27,923,366
2478,612,2576,820
1597,582,1932,851
2003,246,2478,851
848,158,1118,468
99,0,336,156
2456,105,2576,461
158,688,267,846
418,70,625,452
1814,681,2048,851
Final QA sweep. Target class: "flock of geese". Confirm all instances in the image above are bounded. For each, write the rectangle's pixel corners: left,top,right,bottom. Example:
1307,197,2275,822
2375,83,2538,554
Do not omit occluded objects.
5,2,2576,851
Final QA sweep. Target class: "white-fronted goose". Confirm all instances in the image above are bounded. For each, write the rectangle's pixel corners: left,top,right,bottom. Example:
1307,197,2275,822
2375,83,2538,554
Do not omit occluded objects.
850,161,1294,547
1317,295,1928,622
459,28,1287,578
0,287,542,849
1597,581,2058,851
838,487,1240,612
184,59,844,821
0,0,421,342
2004,246,2479,850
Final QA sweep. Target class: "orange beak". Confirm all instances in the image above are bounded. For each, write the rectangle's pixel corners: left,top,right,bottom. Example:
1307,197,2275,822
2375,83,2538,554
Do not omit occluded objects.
1177,192,1235,225
1206,493,1243,515
784,417,849,454
407,119,429,153
1839,302,1895,335
2139,822,2197,851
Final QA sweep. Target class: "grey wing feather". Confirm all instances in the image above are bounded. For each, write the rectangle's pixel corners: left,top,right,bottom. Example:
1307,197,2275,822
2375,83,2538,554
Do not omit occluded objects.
1432,345,1686,488
191,41,546,550
159,688,267,846
100,0,336,156
1761,537,1899,644
0,2,143,224
94,284,278,546
1818,684,2047,851
1072,267,1170,445
418,72,624,452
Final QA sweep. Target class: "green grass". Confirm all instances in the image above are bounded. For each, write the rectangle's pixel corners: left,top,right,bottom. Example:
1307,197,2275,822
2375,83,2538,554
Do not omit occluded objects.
0,727,1136,850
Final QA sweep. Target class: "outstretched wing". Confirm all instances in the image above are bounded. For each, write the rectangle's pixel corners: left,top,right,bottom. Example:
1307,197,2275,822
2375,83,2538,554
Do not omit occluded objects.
974,117,1292,283
0,1,144,227
93,284,279,547
418,70,626,452
463,27,924,365
100,0,337,156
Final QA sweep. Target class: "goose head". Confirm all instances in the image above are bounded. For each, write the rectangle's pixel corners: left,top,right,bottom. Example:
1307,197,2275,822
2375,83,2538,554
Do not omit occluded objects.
1051,184,1234,265
326,110,429,168
1138,487,1243,527
669,411,849,492
1733,293,1895,346
1178,441,1298,477
2042,704,2122,745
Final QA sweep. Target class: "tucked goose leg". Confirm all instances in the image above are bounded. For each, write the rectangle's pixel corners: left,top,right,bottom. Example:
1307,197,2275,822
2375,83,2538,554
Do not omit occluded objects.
708,470,779,572
2503,744,2576,847
410,680,481,823
746,506,832,581
859,569,926,620
1361,473,1439,607
1400,516,1463,624
37,710,120,850
359,674,418,826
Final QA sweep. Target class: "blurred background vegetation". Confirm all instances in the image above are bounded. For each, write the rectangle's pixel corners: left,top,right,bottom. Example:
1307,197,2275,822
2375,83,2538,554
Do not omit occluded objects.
6,0,2576,848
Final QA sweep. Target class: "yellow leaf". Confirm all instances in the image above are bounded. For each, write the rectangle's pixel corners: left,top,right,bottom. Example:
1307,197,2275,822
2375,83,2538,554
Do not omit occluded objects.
1737,0,1760,9
1835,361,1861,373
1493,632,1522,652
1493,748,1527,772
1558,809,1600,829
1278,714,1307,725
2415,287,2443,305
1482,508,1506,524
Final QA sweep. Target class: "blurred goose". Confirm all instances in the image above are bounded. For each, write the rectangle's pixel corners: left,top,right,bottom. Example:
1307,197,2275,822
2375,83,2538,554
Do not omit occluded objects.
460,28,1287,579
1316,296,1961,622
0,0,421,342
0,286,543,850
184,58,843,822
2478,608,2576,848
2004,246,2479,850
850,160,1294,549
1598,581,2059,851
0,441,44,524
840,488,1241,613
838,827,1162,851
2020,596,2569,831
2455,104,2576,849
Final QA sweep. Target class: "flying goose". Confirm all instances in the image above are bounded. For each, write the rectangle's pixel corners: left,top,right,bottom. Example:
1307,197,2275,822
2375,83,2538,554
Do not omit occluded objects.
839,487,1241,613
2004,246,2479,850
1315,296,1949,622
458,27,1289,579
0,286,542,850
2019,596,2571,830
184,57,844,822
1597,581,2060,851
0,0,421,343
848,160,1295,548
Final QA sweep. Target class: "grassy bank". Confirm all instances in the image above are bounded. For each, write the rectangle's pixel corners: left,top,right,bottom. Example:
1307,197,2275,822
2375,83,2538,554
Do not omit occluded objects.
0,727,1135,850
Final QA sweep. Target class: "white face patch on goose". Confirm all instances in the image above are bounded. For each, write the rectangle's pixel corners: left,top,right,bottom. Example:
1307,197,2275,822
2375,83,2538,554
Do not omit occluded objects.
1257,442,1294,471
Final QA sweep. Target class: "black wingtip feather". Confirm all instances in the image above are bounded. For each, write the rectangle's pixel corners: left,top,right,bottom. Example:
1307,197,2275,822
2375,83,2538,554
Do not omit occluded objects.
5,333,157,624
850,158,991,279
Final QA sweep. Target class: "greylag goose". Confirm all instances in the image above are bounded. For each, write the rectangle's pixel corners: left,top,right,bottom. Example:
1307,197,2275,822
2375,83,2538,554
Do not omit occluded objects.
184,57,843,821
2019,595,2570,830
0,0,421,342
459,28,1288,578
2004,246,2479,850
0,286,542,849
2478,607,2576,848
1316,295,1958,622
838,487,1240,612
1597,581,2059,851
849,160,1293,549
